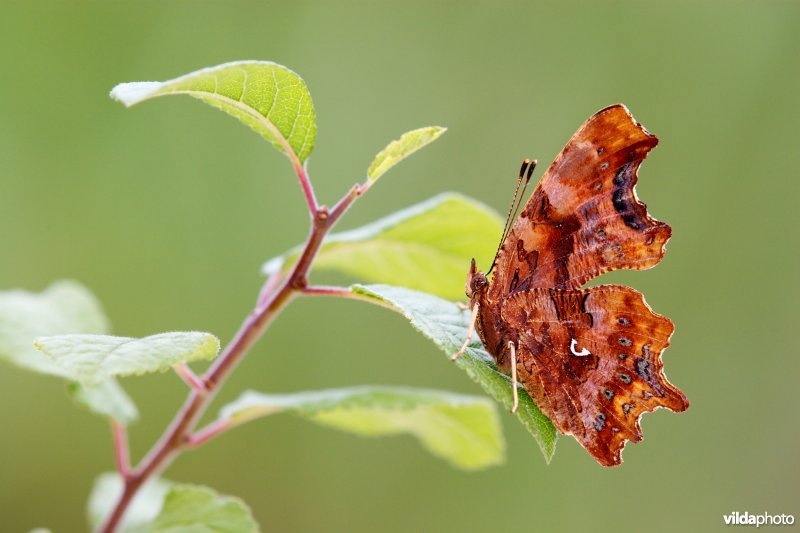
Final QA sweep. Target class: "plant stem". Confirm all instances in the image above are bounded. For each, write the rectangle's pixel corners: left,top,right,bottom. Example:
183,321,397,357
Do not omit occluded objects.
296,162,319,215
99,182,361,533
301,284,398,311
185,419,233,448
173,363,208,394
110,421,131,479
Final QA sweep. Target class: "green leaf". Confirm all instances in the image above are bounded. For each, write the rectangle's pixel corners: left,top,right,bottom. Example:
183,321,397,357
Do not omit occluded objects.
88,474,259,533
88,472,171,532
68,380,139,425
151,485,259,533
352,284,558,463
220,385,504,470
367,126,447,182
262,193,503,300
0,280,109,377
111,60,317,163
75,379,138,425
0,281,137,423
34,332,220,386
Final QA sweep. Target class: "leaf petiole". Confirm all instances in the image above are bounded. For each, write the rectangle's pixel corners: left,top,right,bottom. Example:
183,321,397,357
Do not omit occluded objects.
110,420,131,479
301,285,397,311
173,363,209,394
184,419,234,448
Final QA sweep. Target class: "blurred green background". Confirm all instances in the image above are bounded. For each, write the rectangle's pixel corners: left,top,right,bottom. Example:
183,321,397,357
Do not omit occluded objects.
1,1,798,531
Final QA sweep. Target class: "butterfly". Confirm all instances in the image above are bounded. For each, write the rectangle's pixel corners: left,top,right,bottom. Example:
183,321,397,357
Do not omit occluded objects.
453,104,689,466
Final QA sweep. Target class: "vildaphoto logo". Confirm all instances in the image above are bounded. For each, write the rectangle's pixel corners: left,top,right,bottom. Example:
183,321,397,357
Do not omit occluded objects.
723,512,795,527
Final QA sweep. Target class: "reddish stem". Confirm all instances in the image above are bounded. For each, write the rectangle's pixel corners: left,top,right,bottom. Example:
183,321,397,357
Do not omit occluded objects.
173,363,208,394
301,285,352,297
257,268,284,308
301,284,397,311
295,161,318,215
110,421,131,479
99,182,362,533
185,419,232,448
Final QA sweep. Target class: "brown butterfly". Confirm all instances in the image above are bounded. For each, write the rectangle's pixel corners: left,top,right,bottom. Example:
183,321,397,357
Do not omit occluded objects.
453,104,689,466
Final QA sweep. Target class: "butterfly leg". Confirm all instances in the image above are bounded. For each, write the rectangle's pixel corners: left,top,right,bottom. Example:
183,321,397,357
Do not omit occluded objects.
451,303,479,361
508,340,519,413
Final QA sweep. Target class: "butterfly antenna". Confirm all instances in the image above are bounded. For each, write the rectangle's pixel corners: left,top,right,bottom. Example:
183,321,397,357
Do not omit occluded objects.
488,159,536,275
508,160,535,237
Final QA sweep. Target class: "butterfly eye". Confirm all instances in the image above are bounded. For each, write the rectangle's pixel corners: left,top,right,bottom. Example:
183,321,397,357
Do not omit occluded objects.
467,272,488,298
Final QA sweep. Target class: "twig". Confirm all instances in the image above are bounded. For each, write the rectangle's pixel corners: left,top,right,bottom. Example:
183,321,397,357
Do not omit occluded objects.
184,419,232,448
99,177,362,533
294,161,318,215
173,363,208,394
257,267,284,308
110,420,131,479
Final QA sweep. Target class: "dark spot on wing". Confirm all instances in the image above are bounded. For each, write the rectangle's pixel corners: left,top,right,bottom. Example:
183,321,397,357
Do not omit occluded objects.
635,357,652,380
612,162,647,231
594,412,606,431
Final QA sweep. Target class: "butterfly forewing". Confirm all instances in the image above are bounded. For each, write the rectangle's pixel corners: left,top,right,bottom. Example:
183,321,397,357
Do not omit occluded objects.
488,104,671,300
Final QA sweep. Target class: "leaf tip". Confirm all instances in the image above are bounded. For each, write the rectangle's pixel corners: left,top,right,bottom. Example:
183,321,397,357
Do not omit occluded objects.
110,82,161,107
199,333,222,359
366,125,449,183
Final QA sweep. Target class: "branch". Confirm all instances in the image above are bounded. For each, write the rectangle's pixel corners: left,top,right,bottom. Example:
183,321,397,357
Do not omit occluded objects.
99,178,363,533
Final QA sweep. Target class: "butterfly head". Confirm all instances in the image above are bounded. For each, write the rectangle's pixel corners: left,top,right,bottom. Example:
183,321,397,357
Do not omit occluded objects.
465,258,489,302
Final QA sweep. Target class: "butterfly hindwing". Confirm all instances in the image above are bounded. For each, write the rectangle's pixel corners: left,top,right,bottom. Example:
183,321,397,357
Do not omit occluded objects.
500,285,689,466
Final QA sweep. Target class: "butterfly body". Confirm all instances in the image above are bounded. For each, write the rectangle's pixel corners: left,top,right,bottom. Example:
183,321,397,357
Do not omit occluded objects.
466,104,689,466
